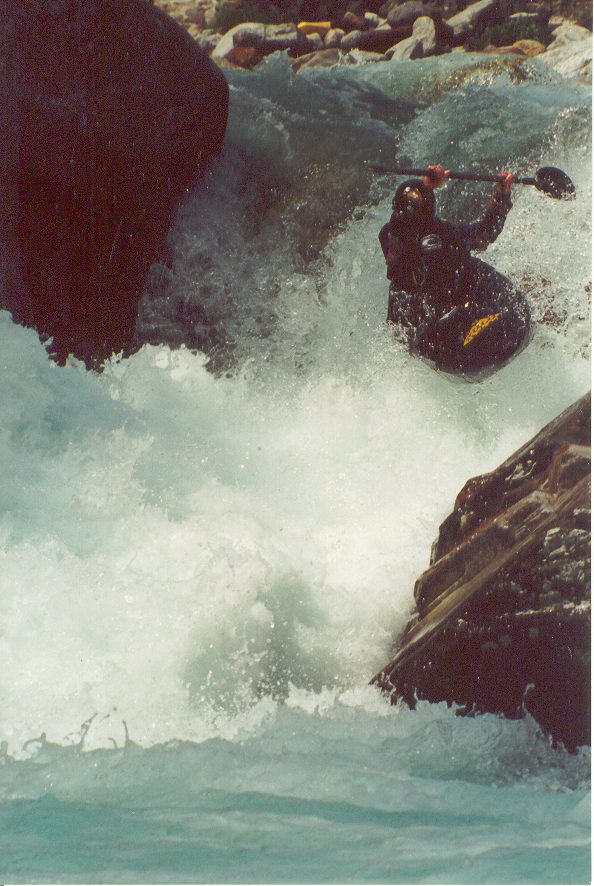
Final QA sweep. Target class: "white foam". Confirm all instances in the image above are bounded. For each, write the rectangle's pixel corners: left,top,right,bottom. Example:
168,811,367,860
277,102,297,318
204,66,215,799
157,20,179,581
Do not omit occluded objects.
0,66,590,756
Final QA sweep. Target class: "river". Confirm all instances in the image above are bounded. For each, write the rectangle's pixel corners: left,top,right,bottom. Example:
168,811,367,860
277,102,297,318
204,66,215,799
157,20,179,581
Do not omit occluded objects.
0,50,591,883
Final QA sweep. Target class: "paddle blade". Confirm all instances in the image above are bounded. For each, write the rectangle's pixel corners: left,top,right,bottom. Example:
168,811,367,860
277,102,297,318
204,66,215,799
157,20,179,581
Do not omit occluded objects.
535,166,576,200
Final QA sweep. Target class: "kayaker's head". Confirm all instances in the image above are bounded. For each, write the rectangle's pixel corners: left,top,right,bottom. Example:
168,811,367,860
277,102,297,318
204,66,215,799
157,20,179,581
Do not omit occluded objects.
392,180,435,225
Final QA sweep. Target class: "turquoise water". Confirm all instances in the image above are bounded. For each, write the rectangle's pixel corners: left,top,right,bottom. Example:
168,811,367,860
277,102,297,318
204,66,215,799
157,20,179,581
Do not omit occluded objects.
0,699,590,883
0,51,591,883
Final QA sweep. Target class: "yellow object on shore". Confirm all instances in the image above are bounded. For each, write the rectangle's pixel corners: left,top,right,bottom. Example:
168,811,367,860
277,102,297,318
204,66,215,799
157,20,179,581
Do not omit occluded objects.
463,313,500,346
297,21,332,36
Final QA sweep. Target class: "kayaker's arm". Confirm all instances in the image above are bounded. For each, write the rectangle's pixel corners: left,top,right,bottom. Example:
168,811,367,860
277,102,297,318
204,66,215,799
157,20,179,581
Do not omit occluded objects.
459,172,516,251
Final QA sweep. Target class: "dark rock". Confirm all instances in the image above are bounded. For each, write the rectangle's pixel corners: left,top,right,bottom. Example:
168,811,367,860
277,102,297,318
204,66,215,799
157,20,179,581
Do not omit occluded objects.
340,28,365,48
385,34,425,58
305,32,325,51
387,1,443,28
372,393,591,752
364,12,386,27
194,30,223,53
445,0,501,40
211,22,265,59
291,47,343,69
324,27,346,47
357,25,411,52
342,10,370,30
227,44,265,66
212,21,311,59
235,21,311,53
204,0,282,30
385,15,440,57
1,0,228,367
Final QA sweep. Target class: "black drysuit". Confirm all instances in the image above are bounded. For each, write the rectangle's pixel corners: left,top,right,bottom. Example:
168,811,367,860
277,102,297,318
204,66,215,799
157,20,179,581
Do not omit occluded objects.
379,184,530,374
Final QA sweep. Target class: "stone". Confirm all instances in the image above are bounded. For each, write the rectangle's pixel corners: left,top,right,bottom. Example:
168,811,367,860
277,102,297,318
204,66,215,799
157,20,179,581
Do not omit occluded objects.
345,49,386,63
235,22,311,54
227,44,263,66
385,35,424,59
357,25,409,52
372,392,591,752
479,44,527,54
305,32,324,51
410,15,438,55
446,0,501,40
324,27,346,47
202,0,274,30
340,28,365,49
387,1,442,29
0,0,228,366
291,47,342,70
548,15,569,28
364,11,385,26
210,22,265,60
511,39,546,56
385,14,440,58
343,10,369,30
194,30,223,53
539,22,593,83
183,5,206,26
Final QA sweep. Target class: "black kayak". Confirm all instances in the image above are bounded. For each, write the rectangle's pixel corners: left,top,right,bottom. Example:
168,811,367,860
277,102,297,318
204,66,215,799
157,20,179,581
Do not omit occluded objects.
387,258,532,378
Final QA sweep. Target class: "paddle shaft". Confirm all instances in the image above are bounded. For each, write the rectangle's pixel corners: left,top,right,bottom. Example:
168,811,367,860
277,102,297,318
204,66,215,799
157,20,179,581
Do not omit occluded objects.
371,164,536,186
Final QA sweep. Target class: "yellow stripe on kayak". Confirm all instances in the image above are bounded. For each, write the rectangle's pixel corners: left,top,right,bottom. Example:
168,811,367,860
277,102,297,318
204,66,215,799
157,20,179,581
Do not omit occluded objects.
463,312,500,346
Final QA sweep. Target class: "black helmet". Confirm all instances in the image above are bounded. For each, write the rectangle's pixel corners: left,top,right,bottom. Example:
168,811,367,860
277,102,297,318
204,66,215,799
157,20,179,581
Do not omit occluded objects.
392,179,436,222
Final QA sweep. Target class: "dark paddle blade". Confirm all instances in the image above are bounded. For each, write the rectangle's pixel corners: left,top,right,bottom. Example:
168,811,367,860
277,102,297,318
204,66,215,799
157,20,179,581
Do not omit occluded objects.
534,166,576,200
370,164,576,199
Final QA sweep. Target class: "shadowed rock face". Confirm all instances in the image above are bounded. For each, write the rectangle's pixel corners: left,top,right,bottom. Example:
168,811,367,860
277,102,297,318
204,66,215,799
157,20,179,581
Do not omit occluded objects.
373,392,591,752
0,0,228,366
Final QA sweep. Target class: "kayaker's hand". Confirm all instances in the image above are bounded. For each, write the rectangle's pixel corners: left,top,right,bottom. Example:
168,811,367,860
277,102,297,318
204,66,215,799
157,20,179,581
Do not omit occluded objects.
496,171,517,196
424,164,450,189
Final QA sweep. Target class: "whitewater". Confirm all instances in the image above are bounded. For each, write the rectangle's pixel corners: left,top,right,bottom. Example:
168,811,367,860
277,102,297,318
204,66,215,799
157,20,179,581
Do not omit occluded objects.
0,51,591,883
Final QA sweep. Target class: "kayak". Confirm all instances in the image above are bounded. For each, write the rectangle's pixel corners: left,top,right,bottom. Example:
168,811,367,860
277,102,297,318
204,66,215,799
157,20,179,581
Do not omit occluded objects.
388,258,532,378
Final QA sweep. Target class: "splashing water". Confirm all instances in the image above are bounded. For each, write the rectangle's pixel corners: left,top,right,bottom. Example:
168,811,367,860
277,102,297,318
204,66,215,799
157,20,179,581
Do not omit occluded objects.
0,52,590,883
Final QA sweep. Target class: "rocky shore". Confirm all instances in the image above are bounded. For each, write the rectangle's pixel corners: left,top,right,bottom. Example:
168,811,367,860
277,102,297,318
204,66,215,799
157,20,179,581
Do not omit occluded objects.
154,0,592,80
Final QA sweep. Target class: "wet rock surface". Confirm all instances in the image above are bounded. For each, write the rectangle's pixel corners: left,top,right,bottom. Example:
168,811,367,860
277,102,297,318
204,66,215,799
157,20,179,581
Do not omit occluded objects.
1,0,228,366
372,392,591,752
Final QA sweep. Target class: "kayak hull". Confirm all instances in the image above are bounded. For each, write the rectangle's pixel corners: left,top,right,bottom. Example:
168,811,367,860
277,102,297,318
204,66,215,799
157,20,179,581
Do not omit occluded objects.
388,259,532,379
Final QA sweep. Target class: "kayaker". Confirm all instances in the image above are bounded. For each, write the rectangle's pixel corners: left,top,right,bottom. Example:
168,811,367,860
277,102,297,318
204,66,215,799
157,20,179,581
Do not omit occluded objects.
378,164,530,373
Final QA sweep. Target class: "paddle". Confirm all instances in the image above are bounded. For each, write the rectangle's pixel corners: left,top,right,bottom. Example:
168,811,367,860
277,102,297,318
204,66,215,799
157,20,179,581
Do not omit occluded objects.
370,164,576,200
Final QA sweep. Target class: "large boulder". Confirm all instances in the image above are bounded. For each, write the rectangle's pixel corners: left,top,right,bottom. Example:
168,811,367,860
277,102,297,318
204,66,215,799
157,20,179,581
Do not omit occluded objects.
0,0,228,366
372,393,591,752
